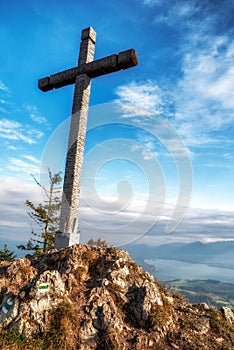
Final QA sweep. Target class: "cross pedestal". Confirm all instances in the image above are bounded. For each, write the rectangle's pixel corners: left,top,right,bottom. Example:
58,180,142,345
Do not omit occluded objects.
38,27,138,249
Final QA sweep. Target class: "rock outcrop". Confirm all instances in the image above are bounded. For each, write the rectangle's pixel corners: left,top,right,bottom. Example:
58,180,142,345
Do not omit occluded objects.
0,244,233,349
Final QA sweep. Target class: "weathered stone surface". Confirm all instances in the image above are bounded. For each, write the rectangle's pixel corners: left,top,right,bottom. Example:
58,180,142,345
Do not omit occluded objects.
39,27,138,250
200,302,210,310
0,245,234,349
221,306,234,324
38,50,138,91
57,27,95,245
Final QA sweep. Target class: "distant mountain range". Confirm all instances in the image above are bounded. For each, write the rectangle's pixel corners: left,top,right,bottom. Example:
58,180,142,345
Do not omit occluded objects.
125,241,234,309
3,239,234,268
125,240,234,269
165,279,234,309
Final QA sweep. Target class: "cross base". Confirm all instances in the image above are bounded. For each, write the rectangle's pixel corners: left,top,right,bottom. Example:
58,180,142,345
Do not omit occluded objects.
54,232,80,249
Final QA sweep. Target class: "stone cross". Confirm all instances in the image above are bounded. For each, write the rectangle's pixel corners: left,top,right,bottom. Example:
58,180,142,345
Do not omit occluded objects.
38,27,138,249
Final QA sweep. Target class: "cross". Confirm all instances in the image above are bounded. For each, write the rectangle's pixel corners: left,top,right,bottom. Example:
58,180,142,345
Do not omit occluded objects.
38,27,138,249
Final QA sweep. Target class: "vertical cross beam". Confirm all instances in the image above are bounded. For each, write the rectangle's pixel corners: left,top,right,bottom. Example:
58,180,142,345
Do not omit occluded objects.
55,27,96,248
39,27,138,249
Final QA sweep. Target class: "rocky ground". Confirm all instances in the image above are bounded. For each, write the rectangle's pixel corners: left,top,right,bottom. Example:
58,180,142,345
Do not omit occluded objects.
0,244,233,349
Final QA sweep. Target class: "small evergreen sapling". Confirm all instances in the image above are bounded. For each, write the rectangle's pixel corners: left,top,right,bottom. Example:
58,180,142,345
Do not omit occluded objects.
0,244,16,262
17,170,62,254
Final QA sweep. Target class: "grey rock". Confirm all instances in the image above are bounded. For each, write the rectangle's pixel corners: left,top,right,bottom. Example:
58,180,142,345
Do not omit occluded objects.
221,306,234,324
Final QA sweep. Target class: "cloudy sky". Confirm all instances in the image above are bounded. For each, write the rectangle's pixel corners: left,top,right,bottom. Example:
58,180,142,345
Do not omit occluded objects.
0,0,233,251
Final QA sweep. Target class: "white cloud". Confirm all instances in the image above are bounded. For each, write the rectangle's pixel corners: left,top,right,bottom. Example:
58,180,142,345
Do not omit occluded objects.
172,35,234,145
152,1,201,26
141,148,155,160
0,176,233,246
23,155,40,164
137,2,233,147
115,81,163,117
78,191,234,246
130,136,159,161
0,80,10,93
0,177,43,242
6,144,21,151
151,0,234,37
7,157,41,175
0,119,34,144
0,119,20,129
27,128,44,139
24,104,47,124
223,153,232,160
0,118,44,144
0,98,13,114
115,31,234,148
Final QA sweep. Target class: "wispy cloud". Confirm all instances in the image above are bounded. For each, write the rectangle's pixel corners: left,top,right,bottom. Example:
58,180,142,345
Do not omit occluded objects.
24,104,47,124
7,156,40,175
115,81,163,117
0,119,34,144
130,144,157,161
0,175,233,245
150,0,234,35
130,133,161,161
27,128,44,139
23,155,40,164
223,153,233,160
0,99,10,110
173,36,234,145
114,80,193,167
134,1,233,148
115,31,234,148
0,80,11,93
6,144,21,151
152,1,201,28
0,177,42,242
0,118,44,144
78,192,234,246
0,106,8,114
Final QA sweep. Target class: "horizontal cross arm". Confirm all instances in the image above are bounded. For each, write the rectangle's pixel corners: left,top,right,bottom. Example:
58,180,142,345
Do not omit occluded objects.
87,48,138,78
38,49,138,92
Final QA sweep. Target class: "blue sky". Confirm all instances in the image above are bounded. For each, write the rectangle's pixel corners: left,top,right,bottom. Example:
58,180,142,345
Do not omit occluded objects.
0,0,233,250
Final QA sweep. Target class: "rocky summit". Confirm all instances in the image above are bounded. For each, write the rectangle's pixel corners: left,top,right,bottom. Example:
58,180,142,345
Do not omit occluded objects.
0,244,234,349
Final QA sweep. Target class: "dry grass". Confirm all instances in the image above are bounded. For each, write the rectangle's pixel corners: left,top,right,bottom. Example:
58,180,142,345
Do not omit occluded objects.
0,299,79,350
